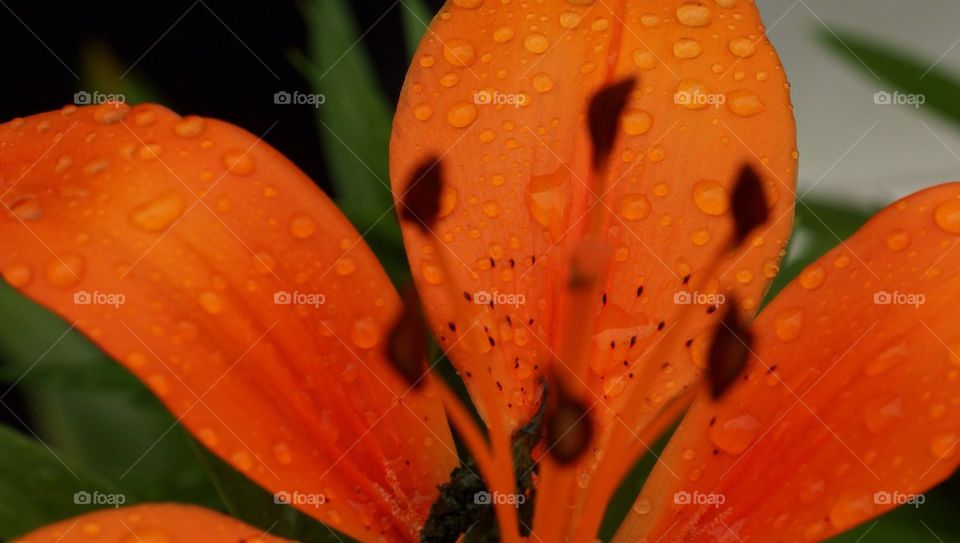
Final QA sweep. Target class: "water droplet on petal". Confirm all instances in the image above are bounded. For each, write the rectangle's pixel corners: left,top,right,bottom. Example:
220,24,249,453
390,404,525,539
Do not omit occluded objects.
885,229,911,251
130,192,185,232
621,193,652,220
934,199,960,233
45,254,85,288
421,260,445,285
930,432,958,459
799,264,826,290
774,307,804,341
622,109,653,136
199,291,224,314
524,33,550,54
676,2,712,27
693,179,729,216
174,115,205,138
221,150,254,175
93,102,130,124
443,38,477,67
351,317,381,349
446,101,478,128
728,37,757,58
2,264,32,288
673,38,702,59
728,90,765,117
709,413,760,454
290,214,316,239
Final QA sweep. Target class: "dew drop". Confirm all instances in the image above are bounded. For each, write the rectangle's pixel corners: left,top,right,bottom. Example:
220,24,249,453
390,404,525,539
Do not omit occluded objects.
692,179,729,216
290,214,316,239
2,264,32,288
799,264,826,290
351,317,381,349
524,33,550,54
174,115,205,138
199,291,224,314
676,3,712,27
45,254,84,288
446,101,478,128
443,38,477,67
728,37,757,58
709,413,761,454
621,193,652,220
885,229,911,251
934,199,960,233
773,307,804,342
930,432,958,459
727,90,765,117
92,102,130,124
622,109,653,136
525,168,570,236
673,38,702,59
130,192,185,232
221,150,254,175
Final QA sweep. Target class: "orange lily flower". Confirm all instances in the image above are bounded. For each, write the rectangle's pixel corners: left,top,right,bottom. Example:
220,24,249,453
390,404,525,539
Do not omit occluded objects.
4,1,960,542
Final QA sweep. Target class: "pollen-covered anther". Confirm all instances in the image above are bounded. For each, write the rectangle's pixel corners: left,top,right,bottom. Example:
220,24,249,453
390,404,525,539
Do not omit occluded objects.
587,78,637,171
707,296,754,399
730,164,770,246
400,156,444,232
545,378,593,464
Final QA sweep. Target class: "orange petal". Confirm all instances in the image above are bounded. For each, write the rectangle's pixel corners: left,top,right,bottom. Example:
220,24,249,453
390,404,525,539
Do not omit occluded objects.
13,503,290,542
391,0,796,430
616,183,960,542
0,104,456,542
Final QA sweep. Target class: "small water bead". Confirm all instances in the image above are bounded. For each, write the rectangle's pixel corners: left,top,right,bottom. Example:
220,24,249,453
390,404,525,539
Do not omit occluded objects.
443,38,477,67
174,115,205,138
727,90,765,117
45,254,85,288
524,33,550,54
493,25,515,43
709,412,761,454
622,109,653,136
829,494,874,530
9,197,42,221
621,193,651,220
799,264,826,290
736,269,753,284
351,317,382,349
934,198,960,233
632,498,652,515
2,265,31,288
439,186,458,217
632,49,657,70
676,3,712,27
482,200,500,218
419,54,435,68
446,101,478,128
692,228,711,246
440,72,460,87
290,214,316,239
273,441,294,465
930,432,958,459
421,260,444,285
130,192,185,232
833,253,850,268
221,150,254,175
591,17,611,32
675,80,711,110
865,339,908,376
728,37,757,58
692,179,729,216
559,11,582,29
413,103,434,121
673,38,702,59
773,307,804,341
93,102,130,124
885,229,911,251
195,291,223,315
533,73,555,93
864,396,904,433
335,257,356,276
681,448,696,460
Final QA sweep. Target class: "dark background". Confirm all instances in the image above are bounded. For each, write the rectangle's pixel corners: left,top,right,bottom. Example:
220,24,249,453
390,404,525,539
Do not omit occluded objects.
0,0,441,430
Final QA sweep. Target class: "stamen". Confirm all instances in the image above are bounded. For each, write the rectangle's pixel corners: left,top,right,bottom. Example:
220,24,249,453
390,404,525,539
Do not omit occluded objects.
707,296,753,399
588,78,637,171
399,155,444,231
730,164,769,246
385,287,430,388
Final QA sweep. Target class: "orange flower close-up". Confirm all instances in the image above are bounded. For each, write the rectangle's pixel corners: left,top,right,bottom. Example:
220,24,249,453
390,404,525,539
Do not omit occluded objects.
1,0,958,542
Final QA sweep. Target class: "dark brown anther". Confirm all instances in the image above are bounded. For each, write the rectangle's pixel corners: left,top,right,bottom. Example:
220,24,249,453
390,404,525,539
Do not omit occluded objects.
385,286,431,389
707,298,753,399
545,376,593,464
400,156,443,231
730,164,769,246
588,78,637,170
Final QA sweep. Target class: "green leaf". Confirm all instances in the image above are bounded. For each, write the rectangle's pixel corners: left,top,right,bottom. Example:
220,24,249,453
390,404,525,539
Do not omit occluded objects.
79,39,163,104
400,0,435,58
194,444,356,542
818,28,960,128
296,0,408,282
0,283,221,507
0,423,126,539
